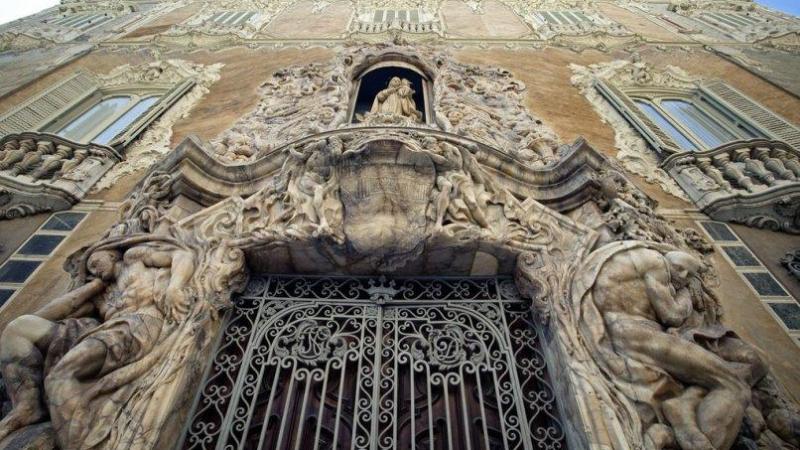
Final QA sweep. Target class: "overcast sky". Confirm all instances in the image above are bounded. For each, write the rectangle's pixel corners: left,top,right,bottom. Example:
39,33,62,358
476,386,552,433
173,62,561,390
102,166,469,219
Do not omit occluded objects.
0,0,798,27
0,0,59,26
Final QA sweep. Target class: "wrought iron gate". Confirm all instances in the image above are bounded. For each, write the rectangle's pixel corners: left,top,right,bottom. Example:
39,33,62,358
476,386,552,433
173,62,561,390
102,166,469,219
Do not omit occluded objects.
181,276,567,450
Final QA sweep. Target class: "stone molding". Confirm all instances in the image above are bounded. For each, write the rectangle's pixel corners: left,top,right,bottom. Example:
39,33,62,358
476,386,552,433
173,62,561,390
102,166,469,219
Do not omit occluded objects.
662,138,800,234
0,132,121,219
151,129,613,213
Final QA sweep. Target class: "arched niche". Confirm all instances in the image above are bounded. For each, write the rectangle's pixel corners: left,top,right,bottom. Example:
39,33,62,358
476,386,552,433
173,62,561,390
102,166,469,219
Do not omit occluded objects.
349,59,435,125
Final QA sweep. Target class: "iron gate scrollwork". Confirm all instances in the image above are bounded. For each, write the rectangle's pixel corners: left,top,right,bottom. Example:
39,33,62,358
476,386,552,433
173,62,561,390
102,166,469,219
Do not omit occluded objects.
181,276,567,450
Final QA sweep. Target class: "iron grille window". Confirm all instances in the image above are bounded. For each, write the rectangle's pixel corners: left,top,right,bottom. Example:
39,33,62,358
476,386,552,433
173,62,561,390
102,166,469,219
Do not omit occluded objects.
537,11,592,26
45,13,113,30
700,12,762,30
206,11,257,27
181,275,568,450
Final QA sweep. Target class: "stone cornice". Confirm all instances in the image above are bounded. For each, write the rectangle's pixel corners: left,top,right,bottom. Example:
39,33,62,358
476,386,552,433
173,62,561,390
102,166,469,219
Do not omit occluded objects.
154,128,612,212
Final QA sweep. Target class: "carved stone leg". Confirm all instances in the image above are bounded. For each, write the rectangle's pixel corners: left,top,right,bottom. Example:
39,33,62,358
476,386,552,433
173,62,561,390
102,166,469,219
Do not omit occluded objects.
0,316,58,442
44,338,107,449
607,317,750,449
662,387,714,450
644,423,676,450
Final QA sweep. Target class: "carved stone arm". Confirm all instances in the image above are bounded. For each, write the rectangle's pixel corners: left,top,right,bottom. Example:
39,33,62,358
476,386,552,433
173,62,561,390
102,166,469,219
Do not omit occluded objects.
33,278,105,322
643,269,691,328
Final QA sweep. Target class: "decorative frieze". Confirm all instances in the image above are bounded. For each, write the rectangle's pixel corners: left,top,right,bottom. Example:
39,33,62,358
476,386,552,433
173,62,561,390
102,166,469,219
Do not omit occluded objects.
348,7,443,36
663,139,800,233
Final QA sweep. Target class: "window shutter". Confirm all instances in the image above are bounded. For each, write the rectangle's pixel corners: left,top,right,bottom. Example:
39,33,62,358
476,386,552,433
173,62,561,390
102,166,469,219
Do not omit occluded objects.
0,71,99,137
595,80,682,154
701,81,800,150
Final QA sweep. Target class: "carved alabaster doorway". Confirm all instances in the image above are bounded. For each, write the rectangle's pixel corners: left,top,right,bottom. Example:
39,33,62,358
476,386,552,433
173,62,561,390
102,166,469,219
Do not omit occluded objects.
179,275,568,450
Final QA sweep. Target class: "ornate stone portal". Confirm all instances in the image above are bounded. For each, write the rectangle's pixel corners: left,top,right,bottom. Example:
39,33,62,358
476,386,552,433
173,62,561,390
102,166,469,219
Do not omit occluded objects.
0,46,798,450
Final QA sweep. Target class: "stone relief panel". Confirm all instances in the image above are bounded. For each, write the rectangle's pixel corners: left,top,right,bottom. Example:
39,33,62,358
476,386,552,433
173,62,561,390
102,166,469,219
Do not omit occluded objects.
0,126,597,448
213,44,562,167
561,169,800,450
570,59,690,200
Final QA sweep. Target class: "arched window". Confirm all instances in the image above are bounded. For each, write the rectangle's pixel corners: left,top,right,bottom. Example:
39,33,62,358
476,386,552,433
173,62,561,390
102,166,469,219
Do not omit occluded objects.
596,78,798,155
631,95,767,152
634,99,697,151
350,61,432,124
93,96,160,145
45,92,163,146
660,99,737,148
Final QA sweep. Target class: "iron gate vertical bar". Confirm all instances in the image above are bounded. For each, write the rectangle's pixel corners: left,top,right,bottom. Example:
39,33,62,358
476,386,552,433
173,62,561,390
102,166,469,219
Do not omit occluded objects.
494,279,533,450
369,306,384,450
214,277,274,450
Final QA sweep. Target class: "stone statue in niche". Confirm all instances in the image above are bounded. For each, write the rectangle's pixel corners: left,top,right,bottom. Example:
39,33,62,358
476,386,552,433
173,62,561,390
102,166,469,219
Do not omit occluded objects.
369,76,422,122
574,240,799,450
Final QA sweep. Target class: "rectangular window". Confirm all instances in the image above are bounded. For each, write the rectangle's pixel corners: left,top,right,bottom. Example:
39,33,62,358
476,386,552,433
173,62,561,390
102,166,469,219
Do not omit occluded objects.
46,13,113,31
697,220,799,342
0,211,87,308
537,10,594,26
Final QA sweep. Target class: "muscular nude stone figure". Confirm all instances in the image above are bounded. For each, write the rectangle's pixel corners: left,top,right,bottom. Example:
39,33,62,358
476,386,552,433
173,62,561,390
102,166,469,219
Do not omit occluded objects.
575,242,764,450
0,243,194,447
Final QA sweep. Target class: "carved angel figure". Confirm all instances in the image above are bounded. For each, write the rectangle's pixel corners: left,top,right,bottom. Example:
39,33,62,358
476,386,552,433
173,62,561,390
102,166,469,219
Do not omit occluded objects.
573,241,798,449
369,76,422,122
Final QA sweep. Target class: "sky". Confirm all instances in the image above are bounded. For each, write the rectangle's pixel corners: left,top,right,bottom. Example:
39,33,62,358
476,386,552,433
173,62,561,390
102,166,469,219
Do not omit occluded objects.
758,0,800,16
0,0,798,27
0,0,59,26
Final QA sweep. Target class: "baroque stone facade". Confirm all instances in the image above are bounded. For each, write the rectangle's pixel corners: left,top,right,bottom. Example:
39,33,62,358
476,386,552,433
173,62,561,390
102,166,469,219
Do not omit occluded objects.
0,1,798,450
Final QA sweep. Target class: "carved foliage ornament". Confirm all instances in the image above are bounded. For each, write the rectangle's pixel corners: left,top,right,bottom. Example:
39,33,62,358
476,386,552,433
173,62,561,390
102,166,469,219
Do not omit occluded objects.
213,44,562,167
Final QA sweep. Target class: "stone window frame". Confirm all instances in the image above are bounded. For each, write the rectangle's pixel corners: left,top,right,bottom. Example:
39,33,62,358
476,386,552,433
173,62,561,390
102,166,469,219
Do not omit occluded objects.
596,79,800,156
697,220,800,345
43,11,116,32
349,7,443,35
347,59,436,125
624,88,765,152
0,210,87,310
0,70,195,152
